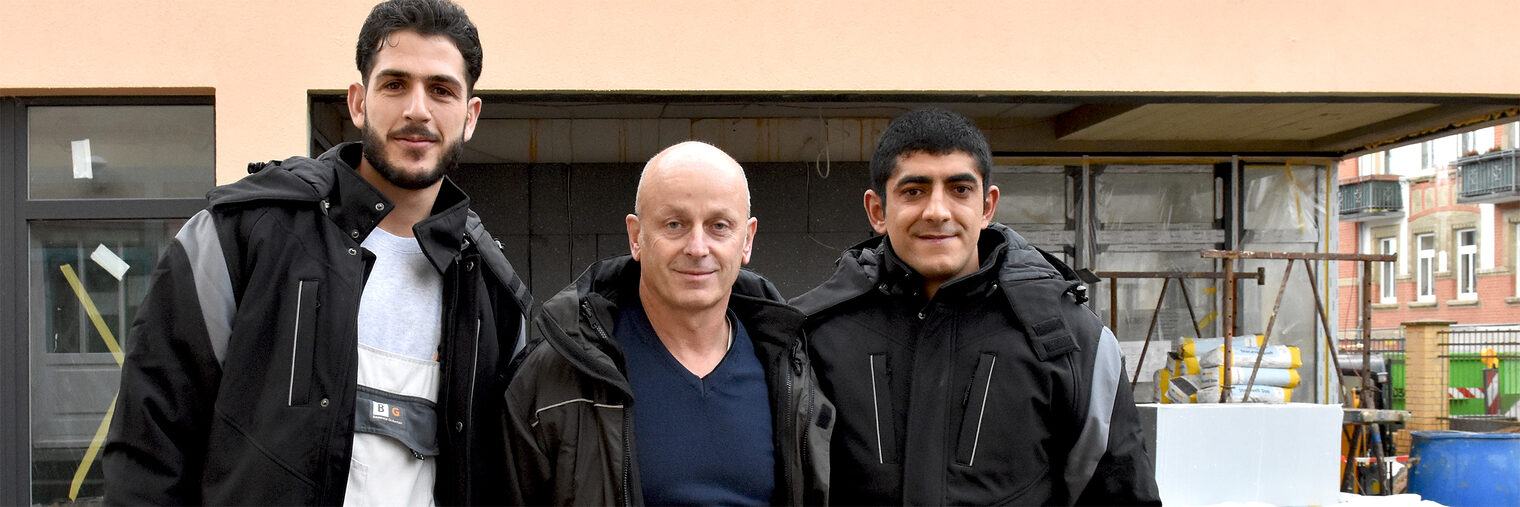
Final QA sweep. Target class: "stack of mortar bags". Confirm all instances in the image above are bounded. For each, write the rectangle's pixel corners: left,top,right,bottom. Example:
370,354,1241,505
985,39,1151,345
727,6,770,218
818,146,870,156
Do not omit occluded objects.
1154,336,1301,404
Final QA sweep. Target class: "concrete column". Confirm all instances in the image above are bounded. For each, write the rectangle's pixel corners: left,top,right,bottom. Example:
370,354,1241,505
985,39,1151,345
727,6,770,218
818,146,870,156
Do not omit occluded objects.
1396,320,1453,455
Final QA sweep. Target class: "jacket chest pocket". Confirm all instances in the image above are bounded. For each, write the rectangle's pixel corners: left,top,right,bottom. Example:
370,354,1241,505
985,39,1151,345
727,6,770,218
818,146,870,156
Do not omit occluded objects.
287,278,320,406
955,352,997,466
868,353,899,464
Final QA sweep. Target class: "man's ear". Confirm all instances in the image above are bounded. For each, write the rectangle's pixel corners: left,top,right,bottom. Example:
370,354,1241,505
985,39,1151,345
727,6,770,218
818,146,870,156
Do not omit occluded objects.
626,213,642,261
740,217,758,265
346,82,367,130
462,96,482,142
864,190,888,235
981,184,1000,228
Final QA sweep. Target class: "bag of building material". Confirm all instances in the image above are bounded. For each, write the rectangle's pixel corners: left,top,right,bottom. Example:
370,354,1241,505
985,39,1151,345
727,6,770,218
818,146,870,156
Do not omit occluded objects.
1197,384,1292,403
1199,366,1300,388
1155,368,1174,403
1198,345,1301,369
1173,355,1202,375
1178,335,1263,358
1165,374,1202,404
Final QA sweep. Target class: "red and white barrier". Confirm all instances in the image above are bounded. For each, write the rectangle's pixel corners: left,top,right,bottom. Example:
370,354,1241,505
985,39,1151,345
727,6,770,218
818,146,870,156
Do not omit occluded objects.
1449,387,1485,399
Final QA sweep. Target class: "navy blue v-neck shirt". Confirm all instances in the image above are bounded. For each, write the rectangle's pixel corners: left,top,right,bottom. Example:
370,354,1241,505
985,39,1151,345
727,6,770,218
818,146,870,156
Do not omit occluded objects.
615,302,776,506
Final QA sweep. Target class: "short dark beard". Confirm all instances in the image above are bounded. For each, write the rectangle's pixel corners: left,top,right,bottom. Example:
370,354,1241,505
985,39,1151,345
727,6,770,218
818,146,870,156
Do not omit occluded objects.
360,118,464,190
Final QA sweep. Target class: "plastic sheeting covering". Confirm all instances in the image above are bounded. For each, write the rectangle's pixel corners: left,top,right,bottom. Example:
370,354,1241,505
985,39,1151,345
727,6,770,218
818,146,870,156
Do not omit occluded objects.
1092,165,1222,402
1238,165,1334,404
993,163,1334,403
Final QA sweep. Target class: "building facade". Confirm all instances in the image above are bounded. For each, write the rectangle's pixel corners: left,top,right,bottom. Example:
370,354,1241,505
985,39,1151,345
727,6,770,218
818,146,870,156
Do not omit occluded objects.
7,1,1520,504
1337,124,1520,331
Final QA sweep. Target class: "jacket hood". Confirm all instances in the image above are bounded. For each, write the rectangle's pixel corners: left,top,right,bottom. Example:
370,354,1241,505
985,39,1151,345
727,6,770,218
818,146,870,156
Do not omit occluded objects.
207,143,355,207
537,255,803,398
211,142,477,275
791,222,1061,317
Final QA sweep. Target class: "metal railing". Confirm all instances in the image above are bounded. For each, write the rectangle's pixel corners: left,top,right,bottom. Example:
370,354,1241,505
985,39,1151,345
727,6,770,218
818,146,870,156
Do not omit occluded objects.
1339,178,1403,216
1338,328,1406,354
1438,328,1520,418
1457,150,1520,200
1438,328,1520,359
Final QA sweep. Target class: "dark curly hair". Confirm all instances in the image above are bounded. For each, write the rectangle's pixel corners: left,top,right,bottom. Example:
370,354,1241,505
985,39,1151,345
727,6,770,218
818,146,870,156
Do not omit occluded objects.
355,0,482,91
868,108,993,202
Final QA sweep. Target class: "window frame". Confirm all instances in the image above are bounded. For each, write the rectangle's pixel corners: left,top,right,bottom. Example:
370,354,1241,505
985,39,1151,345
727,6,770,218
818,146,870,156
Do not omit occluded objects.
15,96,211,218
1456,228,1478,299
3,96,212,505
1416,232,1436,303
1379,236,1397,303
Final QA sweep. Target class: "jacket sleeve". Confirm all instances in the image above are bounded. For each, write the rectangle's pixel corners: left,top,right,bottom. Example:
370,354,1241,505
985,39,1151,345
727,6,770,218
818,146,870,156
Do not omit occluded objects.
1067,327,1162,506
501,337,555,506
103,210,232,505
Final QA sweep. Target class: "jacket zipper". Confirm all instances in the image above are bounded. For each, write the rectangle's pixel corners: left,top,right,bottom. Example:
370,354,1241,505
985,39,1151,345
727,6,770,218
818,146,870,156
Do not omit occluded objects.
622,404,634,506
783,341,796,500
442,262,464,495
579,301,633,507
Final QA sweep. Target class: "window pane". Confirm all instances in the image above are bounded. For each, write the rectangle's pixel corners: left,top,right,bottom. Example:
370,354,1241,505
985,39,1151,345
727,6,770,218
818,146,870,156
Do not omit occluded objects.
1416,234,1434,299
1094,165,1215,225
28,105,214,199
991,166,1072,253
29,219,184,503
1090,165,1223,348
992,166,1067,225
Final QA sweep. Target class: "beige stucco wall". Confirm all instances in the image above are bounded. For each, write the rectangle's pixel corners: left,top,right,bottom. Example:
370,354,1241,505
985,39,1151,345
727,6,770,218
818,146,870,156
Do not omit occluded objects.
3,0,1518,183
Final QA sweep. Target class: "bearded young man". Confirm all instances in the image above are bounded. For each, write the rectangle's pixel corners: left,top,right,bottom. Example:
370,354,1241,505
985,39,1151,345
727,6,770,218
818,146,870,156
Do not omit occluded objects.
102,1,531,504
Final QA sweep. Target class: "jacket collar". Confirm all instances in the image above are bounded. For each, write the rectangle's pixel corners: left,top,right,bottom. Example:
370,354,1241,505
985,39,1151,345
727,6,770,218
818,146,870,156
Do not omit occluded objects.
541,255,804,396
331,143,474,274
875,232,1007,301
211,142,474,274
792,223,1059,316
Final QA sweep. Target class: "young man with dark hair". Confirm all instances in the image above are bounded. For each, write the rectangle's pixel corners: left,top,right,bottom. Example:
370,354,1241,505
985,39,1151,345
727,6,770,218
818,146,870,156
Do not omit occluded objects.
102,1,531,504
793,108,1160,505
503,141,833,505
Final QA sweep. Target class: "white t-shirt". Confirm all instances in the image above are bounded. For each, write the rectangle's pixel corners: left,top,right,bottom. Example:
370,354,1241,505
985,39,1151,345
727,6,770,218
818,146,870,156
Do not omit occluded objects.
345,227,443,507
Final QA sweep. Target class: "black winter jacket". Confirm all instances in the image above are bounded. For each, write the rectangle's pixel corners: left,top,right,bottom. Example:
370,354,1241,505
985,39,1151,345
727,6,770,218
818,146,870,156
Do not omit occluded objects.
103,142,532,505
791,223,1160,506
503,255,833,505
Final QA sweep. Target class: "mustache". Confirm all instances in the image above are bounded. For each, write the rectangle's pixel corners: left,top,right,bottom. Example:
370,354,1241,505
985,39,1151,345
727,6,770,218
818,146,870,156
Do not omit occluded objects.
390,124,439,141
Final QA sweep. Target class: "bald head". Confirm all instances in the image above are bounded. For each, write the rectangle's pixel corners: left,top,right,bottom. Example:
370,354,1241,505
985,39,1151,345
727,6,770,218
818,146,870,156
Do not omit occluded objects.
626,140,758,315
634,141,750,217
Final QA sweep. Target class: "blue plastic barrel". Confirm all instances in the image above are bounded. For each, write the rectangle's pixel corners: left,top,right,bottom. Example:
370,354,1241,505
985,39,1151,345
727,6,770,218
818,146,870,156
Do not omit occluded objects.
1408,430,1520,506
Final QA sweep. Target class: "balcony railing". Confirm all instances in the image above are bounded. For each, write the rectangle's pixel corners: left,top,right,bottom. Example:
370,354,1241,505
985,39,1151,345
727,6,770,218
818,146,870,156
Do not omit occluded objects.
1338,175,1403,221
1457,149,1520,204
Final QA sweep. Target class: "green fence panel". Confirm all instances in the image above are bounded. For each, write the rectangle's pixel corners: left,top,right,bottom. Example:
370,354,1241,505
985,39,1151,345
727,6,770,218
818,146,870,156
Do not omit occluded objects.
1504,358,1520,396
1449,354,1487,416
1388,354,1405,411
1382,350,1518,415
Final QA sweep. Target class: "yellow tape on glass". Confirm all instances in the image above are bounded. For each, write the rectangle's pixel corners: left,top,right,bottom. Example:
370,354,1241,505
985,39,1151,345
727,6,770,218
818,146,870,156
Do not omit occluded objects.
59,264,124,500
59,264,124,364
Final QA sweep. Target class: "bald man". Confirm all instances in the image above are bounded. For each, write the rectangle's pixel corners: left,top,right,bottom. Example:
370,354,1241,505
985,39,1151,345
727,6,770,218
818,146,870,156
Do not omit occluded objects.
503,141,833,505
